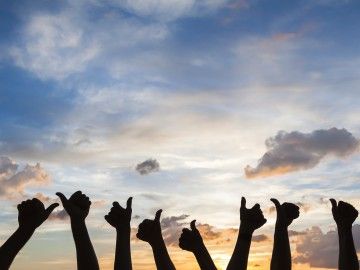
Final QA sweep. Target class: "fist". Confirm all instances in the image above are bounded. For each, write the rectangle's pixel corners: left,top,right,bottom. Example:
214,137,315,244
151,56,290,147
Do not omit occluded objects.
18,198,58,231
330,199,358,230
179,220,203,252
56,191,91,221
240,197,267,233
105,197,132,231
137,209,162,246
271,198,299,227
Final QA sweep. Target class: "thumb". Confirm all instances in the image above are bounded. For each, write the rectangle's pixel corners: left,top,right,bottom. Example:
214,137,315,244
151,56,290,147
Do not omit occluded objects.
155,209,162,222
45,203,59,218
56,192,68,206
329,198,337,209
241,197,246,209
270,198,281,210
126,197,133,210
190,219,197,231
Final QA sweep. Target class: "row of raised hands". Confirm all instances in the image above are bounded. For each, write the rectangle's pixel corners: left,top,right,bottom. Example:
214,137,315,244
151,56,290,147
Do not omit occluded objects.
0,191,358,270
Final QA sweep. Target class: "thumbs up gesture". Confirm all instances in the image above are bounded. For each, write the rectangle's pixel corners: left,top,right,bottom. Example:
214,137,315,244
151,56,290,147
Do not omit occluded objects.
330,199,358,230
18,198,59,231
56,191,91,221
270,198,300,227
105,197,133,232
240,197,267,234
179,220,203,252
137,209,163,246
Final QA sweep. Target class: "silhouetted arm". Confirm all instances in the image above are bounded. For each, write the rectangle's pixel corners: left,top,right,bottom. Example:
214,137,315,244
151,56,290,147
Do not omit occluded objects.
0,198,58,269
270,199,299,270
57,191,99,270
137,210,176,270
330,199,359,270
179,220,217,270
105,197,133,270
227,197,267,270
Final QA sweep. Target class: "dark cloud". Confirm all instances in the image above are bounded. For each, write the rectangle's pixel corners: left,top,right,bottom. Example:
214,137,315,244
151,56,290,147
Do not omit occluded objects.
252,234,269,242
0,156,50,199
49,209,68,221
136,159,160,175
293,225,360,268
245,128,359,178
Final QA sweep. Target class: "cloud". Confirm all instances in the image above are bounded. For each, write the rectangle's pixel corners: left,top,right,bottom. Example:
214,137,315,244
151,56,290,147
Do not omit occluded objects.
136,159,160,175
0,156,50,199
293,225,360,268
49,209,69,221
245,128,359,178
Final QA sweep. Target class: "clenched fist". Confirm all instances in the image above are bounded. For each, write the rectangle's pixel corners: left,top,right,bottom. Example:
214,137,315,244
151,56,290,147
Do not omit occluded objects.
240,197,267,234
105,197,132,232
137,209,162,246
56,191,91,221
271,198,299,227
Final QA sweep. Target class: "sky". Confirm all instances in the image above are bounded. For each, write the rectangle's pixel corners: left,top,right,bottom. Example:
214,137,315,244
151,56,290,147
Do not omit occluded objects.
0,0,360,269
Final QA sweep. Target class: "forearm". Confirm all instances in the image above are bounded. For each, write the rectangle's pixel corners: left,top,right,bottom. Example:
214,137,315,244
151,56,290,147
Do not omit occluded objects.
115,229,132,270
71,219,99,270
271,225,291,270
151,239,176,270
226,229,252,270
193,243,217,270
338,227,359,270
0,227,34,269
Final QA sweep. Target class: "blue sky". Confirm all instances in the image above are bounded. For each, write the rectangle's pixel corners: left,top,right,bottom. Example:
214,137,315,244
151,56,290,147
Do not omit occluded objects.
0,0,360,269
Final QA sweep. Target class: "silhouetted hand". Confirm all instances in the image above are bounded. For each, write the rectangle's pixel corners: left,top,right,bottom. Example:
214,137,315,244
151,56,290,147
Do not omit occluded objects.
179,220,203,252
330,199,358,230
18,198,59,232
105,197,132,232
240,197,267,234
270,198,299,227
56,191,91,221
137,209,162,246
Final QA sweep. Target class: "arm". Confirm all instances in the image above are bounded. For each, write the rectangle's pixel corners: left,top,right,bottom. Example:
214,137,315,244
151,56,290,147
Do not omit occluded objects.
57,191,99,270
270,199,300,270
0,198,58,269
330,199,359,270
137,210,176,270
227,197,267,270
105,197,133,270
179,220,217,270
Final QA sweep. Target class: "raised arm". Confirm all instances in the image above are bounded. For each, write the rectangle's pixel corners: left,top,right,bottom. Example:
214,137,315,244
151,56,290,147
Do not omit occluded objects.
136,210,176,270
270,198,300,270
0,198,58,269
105,197,133,270
227,197,267,270
330,199,359,270
179,220,217,270
56,191,99,270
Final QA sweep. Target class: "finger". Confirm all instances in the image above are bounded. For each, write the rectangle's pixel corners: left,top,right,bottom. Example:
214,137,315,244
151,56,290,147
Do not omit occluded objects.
126,197,133,210
270,198,281,209
252,203,260,210
190,219,197,231
155,209,162,222
45,203,59,217
329,198,337,209
113,201,121,208
56,192,68,206
241,197,246,209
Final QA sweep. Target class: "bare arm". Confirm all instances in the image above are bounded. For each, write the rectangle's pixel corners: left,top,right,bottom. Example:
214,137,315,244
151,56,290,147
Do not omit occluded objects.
179,220,217,270
105,197,133,270
270,199,300,270
0,198,58,269
57,191,99,270
227,197,267,270
137,210,176,270
330,199,359,270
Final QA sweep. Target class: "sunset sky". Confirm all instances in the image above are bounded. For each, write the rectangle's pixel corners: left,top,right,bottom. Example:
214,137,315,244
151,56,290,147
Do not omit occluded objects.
1,0,360,269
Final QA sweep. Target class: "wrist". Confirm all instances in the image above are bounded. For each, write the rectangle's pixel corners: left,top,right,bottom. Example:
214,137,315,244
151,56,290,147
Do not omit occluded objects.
239,224,255,236
116,225,131,235
17,225,36,235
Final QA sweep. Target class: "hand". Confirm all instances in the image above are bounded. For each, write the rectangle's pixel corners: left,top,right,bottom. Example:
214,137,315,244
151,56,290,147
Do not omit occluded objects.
179,220,203,252
137,209,162,246
56,191,91,221
240,197,267,234
105,197,132,232
18,198,58,231
271,198,299,227
330,199,358,230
